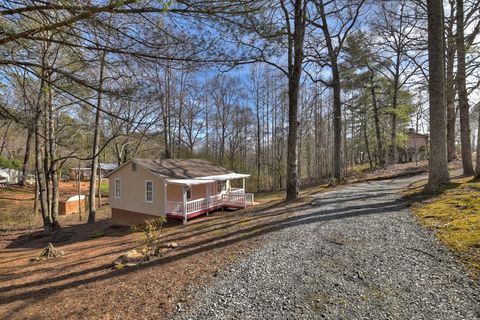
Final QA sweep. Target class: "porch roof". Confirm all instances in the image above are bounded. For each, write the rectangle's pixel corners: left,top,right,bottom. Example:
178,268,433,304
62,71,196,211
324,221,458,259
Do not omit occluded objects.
197,173,250,180
166,178,216,186
166,173,250,186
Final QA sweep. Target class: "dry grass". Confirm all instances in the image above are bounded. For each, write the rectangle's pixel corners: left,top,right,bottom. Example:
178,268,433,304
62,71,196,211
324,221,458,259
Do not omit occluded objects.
0,187,37,230
0,182,110,231
406,173,480,278
253,183,330,205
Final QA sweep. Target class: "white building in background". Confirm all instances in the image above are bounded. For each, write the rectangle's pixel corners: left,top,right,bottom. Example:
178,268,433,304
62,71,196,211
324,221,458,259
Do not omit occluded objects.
0,168,21,184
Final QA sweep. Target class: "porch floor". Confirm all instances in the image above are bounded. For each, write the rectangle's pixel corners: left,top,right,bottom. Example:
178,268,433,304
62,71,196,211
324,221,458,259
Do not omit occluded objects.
166,203,252,221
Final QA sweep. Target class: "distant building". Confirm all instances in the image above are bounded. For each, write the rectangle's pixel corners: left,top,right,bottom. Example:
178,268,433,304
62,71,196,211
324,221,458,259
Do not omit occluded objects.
69,163,118,181
399,128,429,163
0,168,21,184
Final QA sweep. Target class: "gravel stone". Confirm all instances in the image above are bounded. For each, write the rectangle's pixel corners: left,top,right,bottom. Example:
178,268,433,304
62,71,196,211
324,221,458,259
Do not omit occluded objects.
174,175,480,320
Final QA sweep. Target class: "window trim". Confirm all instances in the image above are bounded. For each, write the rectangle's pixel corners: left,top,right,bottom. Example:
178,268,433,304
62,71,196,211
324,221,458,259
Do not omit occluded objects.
114,178,121,199
145,180,154,203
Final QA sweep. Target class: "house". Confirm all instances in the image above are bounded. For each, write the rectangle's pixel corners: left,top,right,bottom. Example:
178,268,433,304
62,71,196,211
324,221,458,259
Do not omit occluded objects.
0,168,20,184
105,158,254,225
69,163,118,181
399,129,429,162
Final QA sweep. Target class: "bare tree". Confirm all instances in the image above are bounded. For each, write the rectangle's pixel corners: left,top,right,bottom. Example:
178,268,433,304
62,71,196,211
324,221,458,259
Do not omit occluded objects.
310,0,366,180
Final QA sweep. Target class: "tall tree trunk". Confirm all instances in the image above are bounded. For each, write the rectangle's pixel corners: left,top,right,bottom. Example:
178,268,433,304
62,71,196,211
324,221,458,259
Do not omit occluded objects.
475,110,480,178
0,121,11,157
390,68,400,164
446,0,457,162
425,0,450,189
20,126,32,186
88,49,107,224
370,73,385,167
50,162,60,228
285,0,306,200
47,84,60,229
363,113,373,170
34,74,52,233
98,167,102,210
455,0,474,175
331,69,342,180
256,96,261,191
43,108,51,220
163,67,171,159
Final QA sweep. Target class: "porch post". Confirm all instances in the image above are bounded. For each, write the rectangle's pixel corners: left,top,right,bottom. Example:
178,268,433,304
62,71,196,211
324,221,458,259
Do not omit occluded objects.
163,181,167,215
182,186,187,225
206,183,210,216
242,178,245,192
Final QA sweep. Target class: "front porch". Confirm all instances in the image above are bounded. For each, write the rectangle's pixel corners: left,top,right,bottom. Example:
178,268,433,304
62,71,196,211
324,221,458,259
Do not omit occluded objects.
166,190,254,222
164,174,254,223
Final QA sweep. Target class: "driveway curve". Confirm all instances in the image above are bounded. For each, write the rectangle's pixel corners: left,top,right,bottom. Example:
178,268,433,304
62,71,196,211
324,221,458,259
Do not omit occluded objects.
174,175,480,320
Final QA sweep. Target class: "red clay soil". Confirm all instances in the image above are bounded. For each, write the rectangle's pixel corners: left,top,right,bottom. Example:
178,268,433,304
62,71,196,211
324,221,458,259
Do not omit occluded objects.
0,199,310,320
58,181,91,197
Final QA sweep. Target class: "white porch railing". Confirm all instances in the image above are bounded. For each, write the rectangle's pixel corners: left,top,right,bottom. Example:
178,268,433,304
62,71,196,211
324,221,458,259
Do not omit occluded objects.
245,193,254,205
166,201,183,214
167,192,255,217
185,197,208,214
229,188,245,194
223,193,246,207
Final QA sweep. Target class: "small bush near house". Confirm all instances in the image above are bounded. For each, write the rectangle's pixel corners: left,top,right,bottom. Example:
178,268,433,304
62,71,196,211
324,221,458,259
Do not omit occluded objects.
135,217,167,257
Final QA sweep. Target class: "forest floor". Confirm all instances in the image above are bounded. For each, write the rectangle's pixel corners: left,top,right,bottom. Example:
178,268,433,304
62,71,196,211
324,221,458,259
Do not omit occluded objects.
0,160,472,320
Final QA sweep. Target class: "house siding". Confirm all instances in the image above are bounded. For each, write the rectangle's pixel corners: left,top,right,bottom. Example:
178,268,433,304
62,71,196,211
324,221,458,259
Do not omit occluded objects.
406,135,428,149
112,208,159,226
108,163,165,217
167,182,217,201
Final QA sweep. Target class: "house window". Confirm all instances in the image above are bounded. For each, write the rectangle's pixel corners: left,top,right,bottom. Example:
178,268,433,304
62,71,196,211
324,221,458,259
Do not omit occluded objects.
132,163,137,171
185,187,192,200
217,180,226,193
115,178,121,198
145,180,153,203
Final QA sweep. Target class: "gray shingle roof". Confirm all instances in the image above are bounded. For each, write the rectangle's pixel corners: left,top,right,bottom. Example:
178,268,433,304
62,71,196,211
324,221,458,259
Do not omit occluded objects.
133,158,233,179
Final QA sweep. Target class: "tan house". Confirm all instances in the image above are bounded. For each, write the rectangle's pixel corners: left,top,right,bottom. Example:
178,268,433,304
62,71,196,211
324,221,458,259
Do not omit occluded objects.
399,129,429,162
105,158,253,225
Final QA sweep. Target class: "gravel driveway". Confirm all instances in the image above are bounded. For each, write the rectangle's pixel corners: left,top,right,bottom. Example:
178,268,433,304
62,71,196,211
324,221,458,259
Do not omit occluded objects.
174,175,480,320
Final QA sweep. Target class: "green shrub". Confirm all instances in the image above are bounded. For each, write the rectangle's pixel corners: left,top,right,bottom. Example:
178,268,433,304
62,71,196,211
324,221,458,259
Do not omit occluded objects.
136,217,167,257
0,156,22,170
